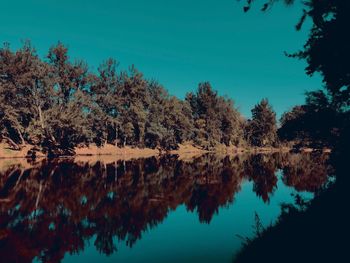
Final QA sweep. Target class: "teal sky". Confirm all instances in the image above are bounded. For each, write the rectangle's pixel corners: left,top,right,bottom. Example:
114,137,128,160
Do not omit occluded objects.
0,0,322,118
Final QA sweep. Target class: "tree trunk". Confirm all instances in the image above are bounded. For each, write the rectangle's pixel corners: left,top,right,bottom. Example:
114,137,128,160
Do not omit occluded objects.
115,124,118,147
37,105,45,129
105,121,108,145
3,135,20,150
17,129,25,145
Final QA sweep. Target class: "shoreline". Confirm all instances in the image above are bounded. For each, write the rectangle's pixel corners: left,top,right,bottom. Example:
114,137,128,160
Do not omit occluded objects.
0,142,332,160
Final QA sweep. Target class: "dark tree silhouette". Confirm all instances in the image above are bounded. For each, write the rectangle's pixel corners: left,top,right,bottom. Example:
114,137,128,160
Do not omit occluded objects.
235,1,350,262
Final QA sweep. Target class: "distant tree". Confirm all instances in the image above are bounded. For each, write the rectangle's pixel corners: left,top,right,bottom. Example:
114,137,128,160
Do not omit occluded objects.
278,91,340,147
246,99,278,147
278,105,308,142
217,96,245,146
44,43,93,154
186,82,221,148
90,58,120,146
117,66,150,147
145,81,172,148
0,41,54,148
0,41,254,154
145,81,194,149
0,42,30,148
186,82,243,149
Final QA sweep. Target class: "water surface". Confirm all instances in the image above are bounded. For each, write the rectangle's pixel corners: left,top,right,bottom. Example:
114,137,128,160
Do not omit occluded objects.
0,153,331,263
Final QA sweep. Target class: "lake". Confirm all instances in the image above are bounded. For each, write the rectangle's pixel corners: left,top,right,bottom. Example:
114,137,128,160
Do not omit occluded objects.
0,153,331,263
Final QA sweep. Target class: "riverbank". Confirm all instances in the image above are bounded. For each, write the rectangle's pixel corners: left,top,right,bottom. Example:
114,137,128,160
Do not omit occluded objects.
0,142,331,160
0,142,203,159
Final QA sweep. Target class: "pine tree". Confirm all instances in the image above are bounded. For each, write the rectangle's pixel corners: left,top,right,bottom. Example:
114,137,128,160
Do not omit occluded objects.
186,82,243,149
117,66,150,147
44,42,93,154
246,99,278,147
0,41,54,148
90,58,120,146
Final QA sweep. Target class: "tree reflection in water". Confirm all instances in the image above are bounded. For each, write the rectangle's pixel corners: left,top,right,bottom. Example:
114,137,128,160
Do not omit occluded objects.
0,153,331,263
233,150,344,263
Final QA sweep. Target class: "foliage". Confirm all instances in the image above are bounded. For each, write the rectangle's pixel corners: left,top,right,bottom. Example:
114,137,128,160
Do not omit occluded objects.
186,82,244,149
240,0,350,148
245,99,278,147
0,42,255,153
278,91,341,147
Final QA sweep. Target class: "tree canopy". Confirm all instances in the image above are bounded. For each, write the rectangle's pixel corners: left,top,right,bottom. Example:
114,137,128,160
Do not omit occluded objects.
1,42,263,154
3,38,341,155
245,99,278,147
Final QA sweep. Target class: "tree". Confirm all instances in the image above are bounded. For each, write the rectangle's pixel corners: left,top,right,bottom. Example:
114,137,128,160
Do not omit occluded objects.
43,43,94,154
90,58,120,146
217,97,245,146
1,41,254,154
294,1,350,110
0,41,54,148
278,91,340,147
186,82,221,148
117,66,150,147
145,81,194,150
278,105,308,142
0,43,28,148
186,82,243,149
246,99,277,147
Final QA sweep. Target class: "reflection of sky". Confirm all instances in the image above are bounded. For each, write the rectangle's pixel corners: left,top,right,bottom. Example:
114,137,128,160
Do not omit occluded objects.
62,171,313,263
0,0,322,118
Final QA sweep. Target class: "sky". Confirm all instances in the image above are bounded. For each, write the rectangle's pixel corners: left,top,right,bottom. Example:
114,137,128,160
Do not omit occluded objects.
0,0,323,118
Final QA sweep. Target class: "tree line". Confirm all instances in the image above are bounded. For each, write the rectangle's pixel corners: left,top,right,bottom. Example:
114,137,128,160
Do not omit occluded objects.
1,41,342,155
0,42,285,155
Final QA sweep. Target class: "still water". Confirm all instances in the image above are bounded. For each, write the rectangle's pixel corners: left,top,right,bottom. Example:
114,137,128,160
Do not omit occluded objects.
0,153,331,263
